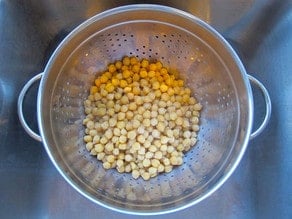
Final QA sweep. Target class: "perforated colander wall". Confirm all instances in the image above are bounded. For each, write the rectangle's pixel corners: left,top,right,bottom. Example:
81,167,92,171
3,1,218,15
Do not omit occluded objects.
49,20,240,211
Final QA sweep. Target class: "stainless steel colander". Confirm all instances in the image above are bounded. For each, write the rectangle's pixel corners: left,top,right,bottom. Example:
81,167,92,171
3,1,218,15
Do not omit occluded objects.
17,4,271,215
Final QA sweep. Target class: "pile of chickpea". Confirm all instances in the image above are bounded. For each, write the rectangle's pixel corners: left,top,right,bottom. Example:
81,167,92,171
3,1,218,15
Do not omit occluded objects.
83,56,202,180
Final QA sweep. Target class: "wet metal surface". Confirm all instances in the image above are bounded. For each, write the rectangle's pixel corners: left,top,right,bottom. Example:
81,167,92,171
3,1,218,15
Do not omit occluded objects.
0,0,291,218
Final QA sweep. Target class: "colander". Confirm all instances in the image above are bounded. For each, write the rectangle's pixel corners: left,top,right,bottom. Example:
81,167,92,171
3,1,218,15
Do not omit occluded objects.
17,4,271,215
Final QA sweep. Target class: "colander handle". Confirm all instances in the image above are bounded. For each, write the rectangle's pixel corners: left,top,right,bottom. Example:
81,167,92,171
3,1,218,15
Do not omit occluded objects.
17,73,43,142
248,74,272,140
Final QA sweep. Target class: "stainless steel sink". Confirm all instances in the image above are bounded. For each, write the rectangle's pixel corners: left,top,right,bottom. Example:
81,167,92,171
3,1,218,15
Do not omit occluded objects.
0,0,291,218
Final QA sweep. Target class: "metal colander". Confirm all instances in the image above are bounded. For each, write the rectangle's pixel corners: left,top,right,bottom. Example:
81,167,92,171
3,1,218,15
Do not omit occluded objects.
18,4,271,215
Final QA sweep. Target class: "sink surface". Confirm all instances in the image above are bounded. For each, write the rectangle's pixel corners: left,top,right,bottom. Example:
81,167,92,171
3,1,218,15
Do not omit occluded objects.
0,0,291,218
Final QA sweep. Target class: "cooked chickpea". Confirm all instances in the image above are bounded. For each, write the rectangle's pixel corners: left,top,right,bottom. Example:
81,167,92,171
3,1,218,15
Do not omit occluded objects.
104,129,113,139
117,112,126,120
103,162,111,169
125,154,133,162
164,165,173,173
142,159,151,168
145,151,154,159
97,152,105,160
144,140,151,149
141,172,150,181
160,144,168,152
132,169,140,179
149,145,158,153
119,135,127,144
127,130,137,140
137,126,145,134
84,135,92,143
152,129,160,139
137,135,145,144
86,142,93,151
142,118,151,127
132,142,141,151
104,142,114,152
150,118,158,126
154,151,163,160
118,143,127,150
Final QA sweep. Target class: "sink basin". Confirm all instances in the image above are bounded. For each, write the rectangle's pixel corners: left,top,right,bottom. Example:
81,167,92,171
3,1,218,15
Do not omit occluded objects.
0,0,291,218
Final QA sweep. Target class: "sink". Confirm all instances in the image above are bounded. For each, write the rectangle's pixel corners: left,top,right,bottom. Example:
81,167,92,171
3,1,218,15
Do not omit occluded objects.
0,0,291,218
